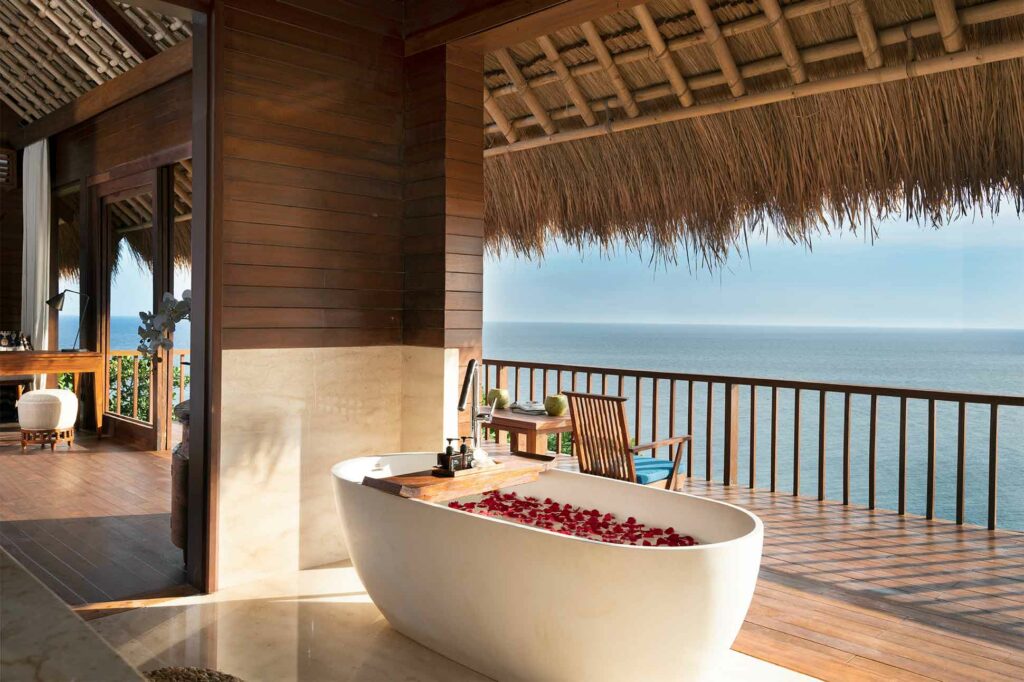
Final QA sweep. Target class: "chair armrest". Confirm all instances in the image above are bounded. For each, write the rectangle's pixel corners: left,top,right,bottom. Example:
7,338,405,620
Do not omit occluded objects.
629,435,691,454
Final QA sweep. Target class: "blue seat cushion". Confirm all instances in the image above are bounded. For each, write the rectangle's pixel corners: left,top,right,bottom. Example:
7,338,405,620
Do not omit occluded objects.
632,456,675,484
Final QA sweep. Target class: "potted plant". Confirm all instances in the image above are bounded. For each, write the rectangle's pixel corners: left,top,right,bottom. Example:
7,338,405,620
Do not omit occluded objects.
138,291,191,555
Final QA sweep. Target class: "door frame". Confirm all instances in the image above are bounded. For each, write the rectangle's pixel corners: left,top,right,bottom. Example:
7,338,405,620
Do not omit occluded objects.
95,169,166,451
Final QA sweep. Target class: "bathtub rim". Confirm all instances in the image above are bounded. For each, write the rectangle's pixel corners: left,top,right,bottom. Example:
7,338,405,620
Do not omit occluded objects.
332,453,763,553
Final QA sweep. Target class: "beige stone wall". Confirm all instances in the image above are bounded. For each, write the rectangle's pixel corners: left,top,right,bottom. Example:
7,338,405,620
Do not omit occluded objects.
217,346,461,589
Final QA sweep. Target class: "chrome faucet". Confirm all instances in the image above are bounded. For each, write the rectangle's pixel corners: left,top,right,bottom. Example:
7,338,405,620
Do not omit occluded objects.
458,358,492,449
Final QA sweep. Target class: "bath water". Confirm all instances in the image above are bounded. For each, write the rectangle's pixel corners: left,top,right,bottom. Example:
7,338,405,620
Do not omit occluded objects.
484,321,1024,530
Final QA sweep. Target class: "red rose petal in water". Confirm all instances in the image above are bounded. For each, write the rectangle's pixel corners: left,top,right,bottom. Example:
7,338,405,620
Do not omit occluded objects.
452,491,696,547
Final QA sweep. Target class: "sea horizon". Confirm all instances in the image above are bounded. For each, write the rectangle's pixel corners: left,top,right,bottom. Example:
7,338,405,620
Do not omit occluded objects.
485,319,1024,332
485,320,1024,530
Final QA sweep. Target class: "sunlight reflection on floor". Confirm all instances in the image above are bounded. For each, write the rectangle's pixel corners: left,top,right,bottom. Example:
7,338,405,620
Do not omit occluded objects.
90,562,814,681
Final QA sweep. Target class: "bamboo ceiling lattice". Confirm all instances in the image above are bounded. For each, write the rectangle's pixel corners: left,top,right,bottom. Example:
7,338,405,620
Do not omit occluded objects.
0,0,191,124
483,0,1024,263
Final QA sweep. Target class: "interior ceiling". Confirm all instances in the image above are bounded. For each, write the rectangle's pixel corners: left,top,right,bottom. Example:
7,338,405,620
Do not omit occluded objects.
0,0,190,124
481,0,1024,154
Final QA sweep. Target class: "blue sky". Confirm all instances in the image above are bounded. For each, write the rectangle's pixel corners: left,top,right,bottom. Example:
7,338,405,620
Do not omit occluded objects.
77,212,1023,329
485,213,1024,329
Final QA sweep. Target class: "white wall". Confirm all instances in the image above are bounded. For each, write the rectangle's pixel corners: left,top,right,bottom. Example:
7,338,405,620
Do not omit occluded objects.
216,345,460,589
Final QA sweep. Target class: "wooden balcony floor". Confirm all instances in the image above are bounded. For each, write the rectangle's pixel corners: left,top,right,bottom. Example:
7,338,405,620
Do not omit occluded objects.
0,429,187,606
674,479,1024,681
534,451,1024,681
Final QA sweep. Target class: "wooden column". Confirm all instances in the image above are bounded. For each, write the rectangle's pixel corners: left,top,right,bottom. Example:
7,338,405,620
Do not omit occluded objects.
403,44,485,434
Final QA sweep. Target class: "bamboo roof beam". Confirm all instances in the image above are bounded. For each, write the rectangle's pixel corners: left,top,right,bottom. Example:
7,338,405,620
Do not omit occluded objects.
0,70,43,120
486,0,1024,137
485,37,1024,156
24,0,116,76
495,47,557,135
847,0,883,69
632,4,694,107
537,34,598,126
488,0,847,99
689,0,745,97
49,0,133,70
0,91,33,121
933,0,965,52
0,8,84,98
13,0,105,84
133,6,177,46
484,87,518,143
758,0,807,84
0,53,55,112
83,0,159,61
0,3,88,94
581,20,640,118
0,36,72,105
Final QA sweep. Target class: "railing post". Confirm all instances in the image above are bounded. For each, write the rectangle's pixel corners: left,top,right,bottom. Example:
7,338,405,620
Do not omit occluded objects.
989,404,999,530
956,401,966,525
723,382,739,486
495,364,509,446
817,390,827,501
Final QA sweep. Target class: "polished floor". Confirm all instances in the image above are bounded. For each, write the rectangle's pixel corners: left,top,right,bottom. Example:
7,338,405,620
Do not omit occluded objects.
0,429,187,605
90,561,811,682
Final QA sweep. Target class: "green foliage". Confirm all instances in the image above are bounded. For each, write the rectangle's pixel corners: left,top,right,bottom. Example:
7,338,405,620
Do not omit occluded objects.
57,359,189,425
482,427,574,455
109,355,153,421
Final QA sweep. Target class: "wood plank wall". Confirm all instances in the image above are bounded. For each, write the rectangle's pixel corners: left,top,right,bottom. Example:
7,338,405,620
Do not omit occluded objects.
214,0,484,359
51,74,192,188
0,103,23,329
402,45,484,352
403,44,485,433
217,0,406,350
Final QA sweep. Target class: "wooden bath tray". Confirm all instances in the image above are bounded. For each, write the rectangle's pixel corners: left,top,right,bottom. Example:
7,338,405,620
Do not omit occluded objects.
362,456,547,503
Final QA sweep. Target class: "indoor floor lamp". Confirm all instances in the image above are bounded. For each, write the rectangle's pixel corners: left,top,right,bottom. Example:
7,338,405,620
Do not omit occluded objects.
45,289,90,352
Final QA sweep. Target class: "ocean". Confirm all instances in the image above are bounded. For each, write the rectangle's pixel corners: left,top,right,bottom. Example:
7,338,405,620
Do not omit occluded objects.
485,322,1024,530
59,315,192,353
67,317,1023,529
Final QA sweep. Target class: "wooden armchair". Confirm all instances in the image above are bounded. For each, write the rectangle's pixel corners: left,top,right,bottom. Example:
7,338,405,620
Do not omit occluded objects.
565,392,691,490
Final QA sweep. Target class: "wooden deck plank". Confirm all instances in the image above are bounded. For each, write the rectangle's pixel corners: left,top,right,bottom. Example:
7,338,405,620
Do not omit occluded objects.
673,477,1024,681
537,451,1024,681
0,431,186,606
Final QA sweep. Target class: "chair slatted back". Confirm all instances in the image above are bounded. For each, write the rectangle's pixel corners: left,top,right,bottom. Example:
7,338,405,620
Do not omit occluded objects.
566,392,635,482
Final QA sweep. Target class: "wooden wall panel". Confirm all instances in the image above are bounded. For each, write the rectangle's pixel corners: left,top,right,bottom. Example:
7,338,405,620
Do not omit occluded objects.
217,0,405,350
402,44,485,353
51,74,192,187
0,104,23,329
402,43,485,436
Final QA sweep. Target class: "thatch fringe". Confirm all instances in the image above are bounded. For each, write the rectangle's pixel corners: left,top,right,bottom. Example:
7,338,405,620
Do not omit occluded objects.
485,38,1024,267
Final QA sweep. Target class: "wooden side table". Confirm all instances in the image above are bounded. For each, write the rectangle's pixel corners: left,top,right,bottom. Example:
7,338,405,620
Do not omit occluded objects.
488,408,572,454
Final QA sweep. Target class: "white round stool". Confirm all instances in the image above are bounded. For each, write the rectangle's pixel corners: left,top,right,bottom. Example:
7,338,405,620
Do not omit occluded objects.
18,389,79,450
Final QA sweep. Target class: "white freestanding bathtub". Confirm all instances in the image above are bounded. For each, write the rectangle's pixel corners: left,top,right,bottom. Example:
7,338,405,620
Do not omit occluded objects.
333,453,762,682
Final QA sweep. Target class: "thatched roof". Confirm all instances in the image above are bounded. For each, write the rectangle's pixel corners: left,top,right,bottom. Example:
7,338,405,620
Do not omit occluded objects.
56,159,192,278
0,0,190,124
482,1,1024,264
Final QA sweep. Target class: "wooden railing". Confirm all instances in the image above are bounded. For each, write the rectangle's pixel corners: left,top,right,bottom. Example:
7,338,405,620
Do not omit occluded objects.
108,349,190,422
482,358,1024,530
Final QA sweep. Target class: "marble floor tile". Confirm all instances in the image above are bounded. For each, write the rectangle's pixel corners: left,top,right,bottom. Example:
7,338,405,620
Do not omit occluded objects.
90,562,815,681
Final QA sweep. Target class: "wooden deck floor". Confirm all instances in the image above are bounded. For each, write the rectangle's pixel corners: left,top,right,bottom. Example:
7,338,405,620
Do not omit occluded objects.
680,479,1024,681
0,429,186,606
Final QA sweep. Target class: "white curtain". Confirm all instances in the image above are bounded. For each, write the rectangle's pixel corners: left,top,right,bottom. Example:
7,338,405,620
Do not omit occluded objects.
21,139,51,389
